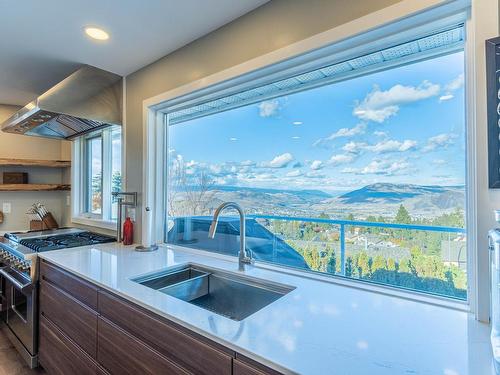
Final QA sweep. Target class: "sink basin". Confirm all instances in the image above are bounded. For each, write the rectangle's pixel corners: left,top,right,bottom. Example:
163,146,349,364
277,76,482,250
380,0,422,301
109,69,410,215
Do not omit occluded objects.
133,265,208,292
132,264,295,321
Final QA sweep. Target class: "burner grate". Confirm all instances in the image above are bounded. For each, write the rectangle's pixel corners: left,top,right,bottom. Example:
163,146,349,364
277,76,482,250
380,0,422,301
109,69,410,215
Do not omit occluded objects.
19,231,115,252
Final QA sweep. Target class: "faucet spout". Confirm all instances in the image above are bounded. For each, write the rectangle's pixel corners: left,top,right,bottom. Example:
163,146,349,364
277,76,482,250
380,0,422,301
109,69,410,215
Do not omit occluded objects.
208,202,252,271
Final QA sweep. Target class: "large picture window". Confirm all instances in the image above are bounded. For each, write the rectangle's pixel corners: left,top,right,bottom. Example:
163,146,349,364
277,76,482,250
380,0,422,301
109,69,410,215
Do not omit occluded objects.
165,28,467,300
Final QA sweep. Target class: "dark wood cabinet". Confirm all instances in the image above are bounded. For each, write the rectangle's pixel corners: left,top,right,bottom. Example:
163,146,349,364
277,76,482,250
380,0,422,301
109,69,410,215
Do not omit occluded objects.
39,316,98,375
234,359,267,375
97,317,188,375
40,281,98,358
40,259,98,310
38,260,284,375
99,290,233,375
234,356,282,375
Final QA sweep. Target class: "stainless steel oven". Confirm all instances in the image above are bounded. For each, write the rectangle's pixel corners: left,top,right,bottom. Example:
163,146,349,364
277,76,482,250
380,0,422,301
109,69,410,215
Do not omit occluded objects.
0,262,8,317
0,267,38,368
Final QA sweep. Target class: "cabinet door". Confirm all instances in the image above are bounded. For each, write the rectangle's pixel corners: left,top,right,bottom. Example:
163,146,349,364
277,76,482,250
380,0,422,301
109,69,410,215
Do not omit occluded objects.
97,317,189,375
40,281,98,358
39,315,97,375
99,290,233,375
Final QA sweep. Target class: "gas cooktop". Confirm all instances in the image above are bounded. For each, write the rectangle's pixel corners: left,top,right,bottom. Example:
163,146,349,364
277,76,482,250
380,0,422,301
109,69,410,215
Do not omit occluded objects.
5,228,116,252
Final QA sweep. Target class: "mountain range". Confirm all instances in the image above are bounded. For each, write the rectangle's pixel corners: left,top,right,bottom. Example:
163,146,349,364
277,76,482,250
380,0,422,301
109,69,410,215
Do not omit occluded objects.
174,183,465,219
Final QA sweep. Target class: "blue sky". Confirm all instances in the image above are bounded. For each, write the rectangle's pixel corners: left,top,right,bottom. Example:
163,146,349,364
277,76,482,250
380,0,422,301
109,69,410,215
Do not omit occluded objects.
169,52,465,193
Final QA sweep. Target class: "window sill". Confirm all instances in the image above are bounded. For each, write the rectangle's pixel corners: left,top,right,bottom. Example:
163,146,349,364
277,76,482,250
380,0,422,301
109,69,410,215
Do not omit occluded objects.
71,216,117,231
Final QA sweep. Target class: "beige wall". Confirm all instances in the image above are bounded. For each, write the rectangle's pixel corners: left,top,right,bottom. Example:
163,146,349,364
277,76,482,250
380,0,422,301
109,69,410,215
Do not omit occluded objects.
0,104,71,231
125,0,403,241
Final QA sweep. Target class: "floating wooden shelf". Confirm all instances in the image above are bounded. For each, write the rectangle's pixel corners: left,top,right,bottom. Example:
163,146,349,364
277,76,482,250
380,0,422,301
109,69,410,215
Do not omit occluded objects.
0,158,71,168
0,184,70,191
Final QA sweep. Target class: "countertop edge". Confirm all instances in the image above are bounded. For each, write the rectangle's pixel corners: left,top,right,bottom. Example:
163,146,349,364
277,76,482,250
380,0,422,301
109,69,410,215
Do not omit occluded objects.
37,249,298,375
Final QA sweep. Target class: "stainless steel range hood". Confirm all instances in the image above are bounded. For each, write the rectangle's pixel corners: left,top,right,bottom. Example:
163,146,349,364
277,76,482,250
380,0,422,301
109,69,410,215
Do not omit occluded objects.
1,65,122,140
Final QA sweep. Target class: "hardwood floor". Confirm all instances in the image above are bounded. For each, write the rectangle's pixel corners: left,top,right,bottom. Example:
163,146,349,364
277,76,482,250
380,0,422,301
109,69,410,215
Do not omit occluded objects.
0,326,45,375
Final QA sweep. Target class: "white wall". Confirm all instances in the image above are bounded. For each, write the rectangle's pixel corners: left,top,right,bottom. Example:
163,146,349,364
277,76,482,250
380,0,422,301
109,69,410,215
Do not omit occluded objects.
0,104,71,232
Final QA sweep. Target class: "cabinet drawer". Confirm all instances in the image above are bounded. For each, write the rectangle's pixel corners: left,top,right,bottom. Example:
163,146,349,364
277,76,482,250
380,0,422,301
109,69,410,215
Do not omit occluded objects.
234,359,266,375
97,317,188,375
40,281,98,358
40,260,98,309
39,315,97,375
99,291,233,375
234,356,283,375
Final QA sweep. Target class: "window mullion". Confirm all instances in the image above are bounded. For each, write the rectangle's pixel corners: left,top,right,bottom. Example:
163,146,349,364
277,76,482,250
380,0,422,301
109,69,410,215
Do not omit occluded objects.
102,129,112,221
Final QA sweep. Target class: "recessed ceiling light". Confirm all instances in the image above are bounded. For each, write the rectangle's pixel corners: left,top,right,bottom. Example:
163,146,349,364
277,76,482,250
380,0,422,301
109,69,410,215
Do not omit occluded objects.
292,136,300,139
293,121,303,125
84,26,109,41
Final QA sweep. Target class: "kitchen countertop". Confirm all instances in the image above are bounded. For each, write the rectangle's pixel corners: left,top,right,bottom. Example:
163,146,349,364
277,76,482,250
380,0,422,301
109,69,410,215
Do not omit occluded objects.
38,243,494,375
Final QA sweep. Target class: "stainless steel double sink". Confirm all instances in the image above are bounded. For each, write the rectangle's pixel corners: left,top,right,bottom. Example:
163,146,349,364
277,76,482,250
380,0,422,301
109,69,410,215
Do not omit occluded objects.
132,263,295,321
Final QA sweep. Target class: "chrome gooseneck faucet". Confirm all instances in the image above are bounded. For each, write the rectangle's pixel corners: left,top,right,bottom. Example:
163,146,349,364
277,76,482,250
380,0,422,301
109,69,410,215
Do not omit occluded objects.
208,202,253,271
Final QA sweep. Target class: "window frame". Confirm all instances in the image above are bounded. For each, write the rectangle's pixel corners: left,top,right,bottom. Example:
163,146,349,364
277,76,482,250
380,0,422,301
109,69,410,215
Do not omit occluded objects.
141,7,475,312
72,126,122,230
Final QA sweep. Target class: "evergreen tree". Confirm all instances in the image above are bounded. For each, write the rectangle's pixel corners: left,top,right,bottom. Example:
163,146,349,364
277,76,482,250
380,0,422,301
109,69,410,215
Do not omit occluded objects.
345,257,353,277
327,251,336,274
395,204,412,224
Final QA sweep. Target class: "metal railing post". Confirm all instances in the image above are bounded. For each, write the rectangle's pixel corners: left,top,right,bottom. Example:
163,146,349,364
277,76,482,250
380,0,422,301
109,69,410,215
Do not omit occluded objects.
340,224,345,275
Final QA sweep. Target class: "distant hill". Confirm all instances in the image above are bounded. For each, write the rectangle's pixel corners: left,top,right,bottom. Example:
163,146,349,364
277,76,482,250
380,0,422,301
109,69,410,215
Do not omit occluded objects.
209,185,333,201
312,183,465,219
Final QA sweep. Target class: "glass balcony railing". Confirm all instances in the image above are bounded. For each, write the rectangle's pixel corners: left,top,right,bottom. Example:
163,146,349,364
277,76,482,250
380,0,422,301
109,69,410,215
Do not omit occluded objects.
167,215,467,301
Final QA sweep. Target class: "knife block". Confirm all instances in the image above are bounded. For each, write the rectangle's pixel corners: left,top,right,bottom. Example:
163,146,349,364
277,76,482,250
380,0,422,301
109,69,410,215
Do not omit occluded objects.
30,212,58,231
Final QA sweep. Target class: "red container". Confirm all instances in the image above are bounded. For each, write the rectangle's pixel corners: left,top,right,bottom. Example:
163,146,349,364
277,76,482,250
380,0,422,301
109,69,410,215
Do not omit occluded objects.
123,217,134,245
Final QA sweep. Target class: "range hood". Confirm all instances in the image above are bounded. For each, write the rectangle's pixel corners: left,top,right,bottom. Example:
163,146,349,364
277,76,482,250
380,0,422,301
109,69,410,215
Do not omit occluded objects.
1,65,122,140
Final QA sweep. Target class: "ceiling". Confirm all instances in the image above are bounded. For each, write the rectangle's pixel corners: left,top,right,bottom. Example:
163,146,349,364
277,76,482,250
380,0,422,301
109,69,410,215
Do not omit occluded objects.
0,0,268,106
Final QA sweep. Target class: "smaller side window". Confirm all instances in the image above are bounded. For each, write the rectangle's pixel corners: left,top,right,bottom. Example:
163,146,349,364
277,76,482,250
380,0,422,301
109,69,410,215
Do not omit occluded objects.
79,126,122,221
86,135,103,215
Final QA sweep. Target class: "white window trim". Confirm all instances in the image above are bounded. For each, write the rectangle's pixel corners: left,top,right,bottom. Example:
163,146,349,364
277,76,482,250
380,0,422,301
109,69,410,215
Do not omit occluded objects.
72,127,122,231
141,1,476,313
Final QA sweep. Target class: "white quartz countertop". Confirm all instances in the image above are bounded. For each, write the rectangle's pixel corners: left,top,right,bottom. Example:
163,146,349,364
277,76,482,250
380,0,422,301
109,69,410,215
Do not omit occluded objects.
38,243,494,375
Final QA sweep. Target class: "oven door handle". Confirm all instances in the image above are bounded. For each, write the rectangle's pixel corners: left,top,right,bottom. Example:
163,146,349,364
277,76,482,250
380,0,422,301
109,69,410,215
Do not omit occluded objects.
0,265,7,298
0,267,33,294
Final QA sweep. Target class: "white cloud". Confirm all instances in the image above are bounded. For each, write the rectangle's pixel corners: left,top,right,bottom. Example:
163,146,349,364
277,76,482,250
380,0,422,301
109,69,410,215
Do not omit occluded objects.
313,123,366,147
439,74,464,103
240,160,256,166
353,81,440,123
342,141,367,154
423,133,457,152
374,131,387,137
353,106,399,123
286,169,303,177
263,152,294,168
258,100,280,117
341,138,416,154
329,154,354,166
342,158,411,175
445,73,464,92
439,94,454,102
367,139,417,153
310,160,324,170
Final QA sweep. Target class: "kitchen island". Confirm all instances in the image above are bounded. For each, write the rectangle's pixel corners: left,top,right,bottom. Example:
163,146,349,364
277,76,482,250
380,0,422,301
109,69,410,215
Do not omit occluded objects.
38,243,493,375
